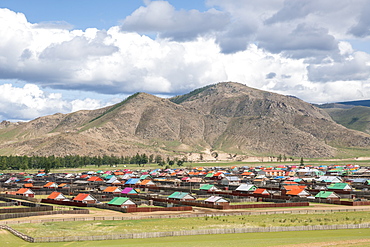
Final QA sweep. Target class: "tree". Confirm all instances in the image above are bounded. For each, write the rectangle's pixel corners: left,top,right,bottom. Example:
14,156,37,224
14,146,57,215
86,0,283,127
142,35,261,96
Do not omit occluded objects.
155,155,162,164
277,154,282,162
149,154,154,163
177,160,184,167
140,153,148,167
168,160,175,167
300,157,304,166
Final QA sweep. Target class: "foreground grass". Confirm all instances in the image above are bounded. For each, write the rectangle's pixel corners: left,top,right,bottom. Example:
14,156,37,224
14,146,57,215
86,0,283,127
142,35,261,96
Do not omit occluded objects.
11,211,370,238
2,229,370,247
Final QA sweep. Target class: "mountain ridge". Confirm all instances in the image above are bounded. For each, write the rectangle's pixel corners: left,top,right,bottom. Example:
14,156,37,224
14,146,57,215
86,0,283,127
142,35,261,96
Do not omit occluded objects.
1,82,370,159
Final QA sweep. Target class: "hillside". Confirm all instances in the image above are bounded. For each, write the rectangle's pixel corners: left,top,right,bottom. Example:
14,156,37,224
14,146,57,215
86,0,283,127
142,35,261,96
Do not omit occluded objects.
319,103,370,135
1,82,370,159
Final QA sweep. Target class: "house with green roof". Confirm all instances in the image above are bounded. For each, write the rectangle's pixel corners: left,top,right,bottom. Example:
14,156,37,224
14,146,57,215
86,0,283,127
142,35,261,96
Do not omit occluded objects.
327,183,352,191
199,184,219,192
315,191,340,200
168,192,196,201
107,197,137,208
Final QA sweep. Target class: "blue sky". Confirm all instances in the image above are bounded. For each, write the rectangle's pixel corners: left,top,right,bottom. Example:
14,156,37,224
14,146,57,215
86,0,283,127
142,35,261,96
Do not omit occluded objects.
0,0,370,121
1,0,208,30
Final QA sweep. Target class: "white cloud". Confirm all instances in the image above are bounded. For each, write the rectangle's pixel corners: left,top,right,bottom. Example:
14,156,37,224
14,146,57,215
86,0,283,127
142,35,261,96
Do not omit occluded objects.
120,1,230,41
1,2,370,122
0,83,103,121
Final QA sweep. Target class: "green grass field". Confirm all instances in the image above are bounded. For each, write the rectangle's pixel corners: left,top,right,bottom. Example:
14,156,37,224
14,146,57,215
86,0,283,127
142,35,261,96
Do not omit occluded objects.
11,211,370,238
2,228,370,247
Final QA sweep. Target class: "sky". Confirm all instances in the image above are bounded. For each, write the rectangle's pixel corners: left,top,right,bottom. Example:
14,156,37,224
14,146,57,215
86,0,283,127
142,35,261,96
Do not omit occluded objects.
1,0,370,121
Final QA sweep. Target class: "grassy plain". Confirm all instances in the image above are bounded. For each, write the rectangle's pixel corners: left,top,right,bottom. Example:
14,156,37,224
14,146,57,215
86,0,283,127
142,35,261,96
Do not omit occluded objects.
2,228,370,247
11,211,370,237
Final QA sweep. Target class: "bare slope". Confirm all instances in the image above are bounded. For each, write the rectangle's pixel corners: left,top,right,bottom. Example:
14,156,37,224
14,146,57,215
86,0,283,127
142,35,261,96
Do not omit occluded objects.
0,82,370,158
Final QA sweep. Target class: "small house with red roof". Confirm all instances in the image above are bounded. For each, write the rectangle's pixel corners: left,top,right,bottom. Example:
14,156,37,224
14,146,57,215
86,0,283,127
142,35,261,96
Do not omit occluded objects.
87,176,104,182
253,188,270,196
47,191,68,201
103,186,122,194
16,188,35,197
73,193,97,204
44,182,58,188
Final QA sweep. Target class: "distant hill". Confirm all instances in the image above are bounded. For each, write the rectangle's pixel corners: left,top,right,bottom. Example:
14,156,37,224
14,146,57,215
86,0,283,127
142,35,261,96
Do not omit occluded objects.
336,100,370,107
1,82,370,159
318,101,370,135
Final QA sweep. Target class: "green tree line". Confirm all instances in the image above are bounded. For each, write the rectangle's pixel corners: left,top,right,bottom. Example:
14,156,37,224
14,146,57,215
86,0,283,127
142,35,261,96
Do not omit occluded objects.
0,153,187,172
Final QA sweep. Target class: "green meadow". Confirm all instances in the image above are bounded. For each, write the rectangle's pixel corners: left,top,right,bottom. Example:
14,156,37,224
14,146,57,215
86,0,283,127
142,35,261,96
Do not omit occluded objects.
10,211,370,237
2,228,370,247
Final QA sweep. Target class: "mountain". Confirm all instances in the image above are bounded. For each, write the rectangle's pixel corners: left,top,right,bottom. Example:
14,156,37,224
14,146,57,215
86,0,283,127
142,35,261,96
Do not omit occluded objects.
334,100,370,107
1,82,370,159
318,102,370,135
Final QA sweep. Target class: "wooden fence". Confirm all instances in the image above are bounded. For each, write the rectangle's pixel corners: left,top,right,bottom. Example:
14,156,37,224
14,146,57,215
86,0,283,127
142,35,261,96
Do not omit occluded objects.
95,204,192,213
0,225,34,242
1,193,41,203
27,223,370,242
3,207,368,226
0,205,53,214
0,209,90,221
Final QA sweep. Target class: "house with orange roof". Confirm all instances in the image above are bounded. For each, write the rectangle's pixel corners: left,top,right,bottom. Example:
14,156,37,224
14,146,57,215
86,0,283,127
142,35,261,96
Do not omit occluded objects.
87,176,104,182
16,188,35,197
114,171,125,176
140,179,156,186
286,188,311,197
283,185,307,191
58,183,69,188
44,182,58,188
47,191,68,201
23,183,33,188
253,188,270,196
103,186,122,194
241,172,255,176
73,193,97,204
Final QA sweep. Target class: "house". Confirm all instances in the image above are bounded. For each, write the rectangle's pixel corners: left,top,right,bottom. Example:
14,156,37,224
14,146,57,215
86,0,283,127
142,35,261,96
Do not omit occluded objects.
204,196,229,206
15,188,35,197
286,188,311,197
199,184,219,192
168,192,196,201
140,179,156,186
107,197,137,208
121,187,139,195
221,176,241,186
87,176,104,182
23,177,33,183
125,178,140,186
316,176,342,183
327,183,353,191
103,186,122,194
58,183,70,188
106,176,118,184
43,182,58,188
315,191,340,200
235,184,257,193
73,193,98,204
253,188,270,196
47,191,68,201
265,170,286,177
23,183,33,188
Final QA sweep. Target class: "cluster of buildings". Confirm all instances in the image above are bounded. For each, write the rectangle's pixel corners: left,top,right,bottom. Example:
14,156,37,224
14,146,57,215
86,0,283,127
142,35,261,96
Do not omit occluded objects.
1,163,370,209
